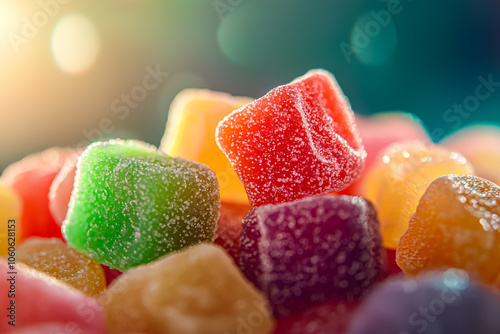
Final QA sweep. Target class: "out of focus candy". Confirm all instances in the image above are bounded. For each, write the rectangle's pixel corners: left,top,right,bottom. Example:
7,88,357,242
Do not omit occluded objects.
364,141,474,249
0,182,21,256
348,270,500,334
240,195,385,317
397,175,500,287
17,237,106,296
442,125,500,185
102,243,274,334
216,70,366,207
102,265,122,286
62,139,220,272
274,302,356,334
214,202,252,264
1,148,74,239
49,148,85,225
160,89,252,204
0,260,104,333
342,112,430,195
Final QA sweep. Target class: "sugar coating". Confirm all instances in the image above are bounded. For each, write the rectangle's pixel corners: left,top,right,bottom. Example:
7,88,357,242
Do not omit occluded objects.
397,175,500,288
0,260,105,333
274,302,356,334
442,125,500,185
214,202,252,264
240,195,386,317
364,141,474,249
102,243,274,334
348,270,500,334
49,147,85,225
160,89,253,204
62,139,221,272
216,69,366,207
1,147,74,239
0,181,20,256
17,237,107,296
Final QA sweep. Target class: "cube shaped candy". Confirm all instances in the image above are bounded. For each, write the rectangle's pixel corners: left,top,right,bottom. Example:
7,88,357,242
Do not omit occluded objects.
102,243,274,334
160,89,253,204
63,139,220,271
216,70,366,207
0,181,20,256
397,175,500,288
240,195,385,317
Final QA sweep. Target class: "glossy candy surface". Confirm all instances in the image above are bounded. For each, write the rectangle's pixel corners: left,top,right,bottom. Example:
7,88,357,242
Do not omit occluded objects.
63,139,220,271
348,270,500,334
17,237,106,296
160,89,252,204
240,195,385,317
364,141,474,249
216,70,366,207
397,175,500,287
103,243,274,334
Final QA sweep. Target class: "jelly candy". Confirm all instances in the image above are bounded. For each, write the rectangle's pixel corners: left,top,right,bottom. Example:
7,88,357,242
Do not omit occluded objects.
364,141,474,249
348,269,500,334
216,70,366,207
214,202,252,264
1,147,74,239
240,195,385,317
442,125,500,185
102,243,274,334
274,302,356,334
17,237,106,296
397,175,500,287
49,148,85,225
342,112,430,196
0,181,21,256
102,265,122,286
0,259,104,333
62,139,220,271
160,89,252,204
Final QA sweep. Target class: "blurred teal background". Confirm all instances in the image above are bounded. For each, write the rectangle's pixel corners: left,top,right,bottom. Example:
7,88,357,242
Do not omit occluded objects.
0,0,499,170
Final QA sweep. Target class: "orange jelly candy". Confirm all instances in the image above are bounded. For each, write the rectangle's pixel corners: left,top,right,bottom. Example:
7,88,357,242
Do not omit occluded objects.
160,89,253,204
397,175,500,288
0,181,21,256
17,237,106,296
364,141,474,249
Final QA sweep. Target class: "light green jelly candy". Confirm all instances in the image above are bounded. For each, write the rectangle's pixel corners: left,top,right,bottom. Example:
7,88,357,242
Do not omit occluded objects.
62,139,220,271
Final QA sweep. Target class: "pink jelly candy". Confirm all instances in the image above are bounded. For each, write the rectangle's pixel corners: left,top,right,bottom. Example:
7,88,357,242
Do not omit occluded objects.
216,69,366,207
0,259,104,333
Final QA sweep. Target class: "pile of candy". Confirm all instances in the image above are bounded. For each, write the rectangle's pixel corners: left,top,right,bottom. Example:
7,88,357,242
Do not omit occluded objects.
1,69,500,334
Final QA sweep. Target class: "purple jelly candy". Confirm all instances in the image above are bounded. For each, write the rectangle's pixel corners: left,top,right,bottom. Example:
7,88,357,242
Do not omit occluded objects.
348,270,500,334
240,195,386,317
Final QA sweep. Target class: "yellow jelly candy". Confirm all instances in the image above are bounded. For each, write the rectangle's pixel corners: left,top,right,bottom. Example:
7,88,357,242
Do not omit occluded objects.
0,181,21,256
102,243,274,334
364,141,474,249
17,237,106,296
160,89,253,204
397,175,500,288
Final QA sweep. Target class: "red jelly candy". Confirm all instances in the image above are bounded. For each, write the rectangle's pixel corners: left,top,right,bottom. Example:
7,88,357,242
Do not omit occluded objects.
214,202,252,264
216,70,366,207
1,148,75,239
49,148,85,225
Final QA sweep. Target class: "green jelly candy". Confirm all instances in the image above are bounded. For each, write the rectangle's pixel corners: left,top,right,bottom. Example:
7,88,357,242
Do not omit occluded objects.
62,139,220,271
